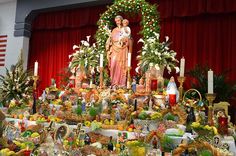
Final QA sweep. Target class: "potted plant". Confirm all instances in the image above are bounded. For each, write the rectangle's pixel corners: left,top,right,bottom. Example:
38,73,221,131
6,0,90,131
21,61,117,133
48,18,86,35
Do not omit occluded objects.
187,64,236,102
68,36,99,86
136,33,179,75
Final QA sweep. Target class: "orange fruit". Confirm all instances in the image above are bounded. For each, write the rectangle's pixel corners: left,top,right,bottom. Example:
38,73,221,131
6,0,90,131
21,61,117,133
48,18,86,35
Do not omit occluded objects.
18,114,23,119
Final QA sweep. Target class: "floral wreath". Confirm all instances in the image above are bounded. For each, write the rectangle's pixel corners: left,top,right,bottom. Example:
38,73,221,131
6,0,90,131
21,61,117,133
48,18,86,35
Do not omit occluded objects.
95,0,160,63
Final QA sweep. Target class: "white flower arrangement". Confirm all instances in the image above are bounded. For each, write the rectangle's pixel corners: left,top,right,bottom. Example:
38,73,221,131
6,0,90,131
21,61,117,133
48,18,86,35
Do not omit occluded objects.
137,33,179,74
69,36,99,73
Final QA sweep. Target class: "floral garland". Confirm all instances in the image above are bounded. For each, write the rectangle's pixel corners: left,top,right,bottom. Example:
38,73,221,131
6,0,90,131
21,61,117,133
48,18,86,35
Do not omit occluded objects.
95,0,160,61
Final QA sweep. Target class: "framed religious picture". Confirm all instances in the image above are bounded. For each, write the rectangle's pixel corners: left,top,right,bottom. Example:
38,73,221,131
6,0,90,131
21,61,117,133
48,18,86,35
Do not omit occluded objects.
212,135,222,148
54,124,70,141
221,142,230,151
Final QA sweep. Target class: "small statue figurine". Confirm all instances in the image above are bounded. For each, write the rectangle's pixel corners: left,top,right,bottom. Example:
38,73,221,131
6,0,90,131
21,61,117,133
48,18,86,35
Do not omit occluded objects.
115,108,121,121
166,76,179,103
51,78,56,88
84,133,91,145
107,136,114,151
152,136,158,149
136,77,145,93
42,90,46,102
131,77,137,92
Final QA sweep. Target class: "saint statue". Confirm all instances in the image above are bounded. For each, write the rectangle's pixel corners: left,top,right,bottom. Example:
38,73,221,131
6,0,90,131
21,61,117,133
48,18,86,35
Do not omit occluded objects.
106,15,132,87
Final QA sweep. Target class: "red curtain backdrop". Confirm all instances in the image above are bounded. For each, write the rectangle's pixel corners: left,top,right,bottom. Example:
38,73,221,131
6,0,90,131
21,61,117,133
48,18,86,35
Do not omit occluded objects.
28,0,236,96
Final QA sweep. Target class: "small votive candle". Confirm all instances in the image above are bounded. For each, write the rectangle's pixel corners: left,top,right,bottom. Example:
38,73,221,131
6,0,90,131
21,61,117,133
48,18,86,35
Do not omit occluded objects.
218,116,228,135
169,94,176,107
150,79,158,91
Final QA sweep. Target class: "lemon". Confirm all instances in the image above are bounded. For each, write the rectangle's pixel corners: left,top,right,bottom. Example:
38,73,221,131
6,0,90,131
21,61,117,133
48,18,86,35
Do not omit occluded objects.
6,151,15,156
31,132,40,138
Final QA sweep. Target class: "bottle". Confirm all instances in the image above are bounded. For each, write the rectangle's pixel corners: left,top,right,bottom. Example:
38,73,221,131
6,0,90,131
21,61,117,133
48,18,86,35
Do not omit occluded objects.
108,136,114,151
134,99,137,111
186,107,196,133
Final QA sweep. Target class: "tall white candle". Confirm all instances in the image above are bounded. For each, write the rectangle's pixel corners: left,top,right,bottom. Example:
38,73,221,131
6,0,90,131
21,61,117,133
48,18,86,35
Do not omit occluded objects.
34,61,38,76
100,54,103,67
208,69,214,94
180,57,185,77
128,53,131,67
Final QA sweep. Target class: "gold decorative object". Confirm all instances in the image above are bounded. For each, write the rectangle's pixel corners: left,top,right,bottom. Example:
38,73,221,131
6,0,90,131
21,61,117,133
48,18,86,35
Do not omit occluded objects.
213,101,230,116
161,106,187,124
99,67,103,88
183,89,202,108
127,67,131,89
177,76,186,103
33,76,39,90
206,93,216,126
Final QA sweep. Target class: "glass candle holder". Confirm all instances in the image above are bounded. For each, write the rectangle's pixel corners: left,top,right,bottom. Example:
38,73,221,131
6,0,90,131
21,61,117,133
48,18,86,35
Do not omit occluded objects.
24,150,31,156
169,94,176,107
218,117,228,135
151,79,158,91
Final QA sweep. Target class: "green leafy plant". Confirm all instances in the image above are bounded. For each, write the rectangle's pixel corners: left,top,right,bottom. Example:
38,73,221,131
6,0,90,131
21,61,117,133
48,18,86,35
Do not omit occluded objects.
198,149,213,156
0,52,33,106
160,135,175,152
76,105,83,116
89,107,99,117
187,64,236,102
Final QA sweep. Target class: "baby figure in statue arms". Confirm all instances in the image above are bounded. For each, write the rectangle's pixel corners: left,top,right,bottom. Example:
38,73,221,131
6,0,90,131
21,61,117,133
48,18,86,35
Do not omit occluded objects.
119,19,131,47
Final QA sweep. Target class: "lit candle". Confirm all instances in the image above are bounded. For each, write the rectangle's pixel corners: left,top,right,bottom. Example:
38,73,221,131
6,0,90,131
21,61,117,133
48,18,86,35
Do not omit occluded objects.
34,61,38,76
128,53,131,67
180,57,185,77
100,54,103,67
208,69,214,94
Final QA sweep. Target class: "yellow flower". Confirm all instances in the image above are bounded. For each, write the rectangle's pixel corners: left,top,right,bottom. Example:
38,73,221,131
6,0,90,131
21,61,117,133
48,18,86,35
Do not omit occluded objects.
191,122,200,128
84,121,91,127
204,125,212,131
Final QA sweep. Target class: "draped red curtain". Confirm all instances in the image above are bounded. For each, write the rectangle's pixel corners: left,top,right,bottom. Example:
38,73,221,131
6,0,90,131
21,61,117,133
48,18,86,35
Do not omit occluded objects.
28,0,236,97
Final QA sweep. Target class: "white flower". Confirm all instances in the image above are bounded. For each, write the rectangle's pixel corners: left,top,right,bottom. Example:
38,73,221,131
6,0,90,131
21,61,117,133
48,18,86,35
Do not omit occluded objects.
154,32,160,39
91,67,95,75
92,43,96,48
165,36,169,42
138,38,144,43
73,45,79,50
174,67,180,73
167,65,171,74
165,46,169,50
68,55,72,59
83,41,90,47
86,35,91,42
96,66,100,73
149,63,154,67
68,62,72,68
135,66,140,73
81,40,85,45
155,64,160,70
